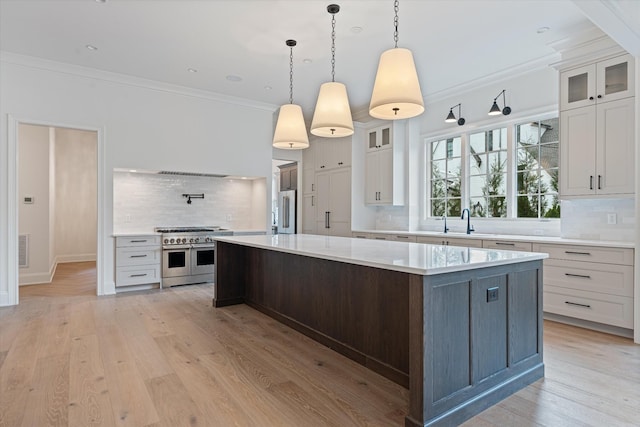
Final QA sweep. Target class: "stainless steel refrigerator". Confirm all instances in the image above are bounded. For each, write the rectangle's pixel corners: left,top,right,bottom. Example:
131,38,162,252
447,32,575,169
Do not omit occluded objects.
277,190,296,234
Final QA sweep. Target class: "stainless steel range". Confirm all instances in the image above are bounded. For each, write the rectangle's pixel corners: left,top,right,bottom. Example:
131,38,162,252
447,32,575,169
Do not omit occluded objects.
155,226,233,287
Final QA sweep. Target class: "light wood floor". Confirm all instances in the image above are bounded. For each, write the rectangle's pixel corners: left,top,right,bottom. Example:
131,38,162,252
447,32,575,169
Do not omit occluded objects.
1,264,639,427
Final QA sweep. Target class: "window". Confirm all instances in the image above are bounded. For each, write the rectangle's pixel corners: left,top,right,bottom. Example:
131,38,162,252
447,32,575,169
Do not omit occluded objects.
426,115,560,220
516,118,560,218
469,128,507,218
430,137,462,217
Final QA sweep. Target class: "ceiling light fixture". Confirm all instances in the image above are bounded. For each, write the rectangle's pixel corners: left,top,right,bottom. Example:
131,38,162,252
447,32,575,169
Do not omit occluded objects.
272,39,309,150
187,68,198,73
311,4,354,138
445,103,465,126
226,75,242,82
85,44,98,51
488,89,511,116
369,0,424,120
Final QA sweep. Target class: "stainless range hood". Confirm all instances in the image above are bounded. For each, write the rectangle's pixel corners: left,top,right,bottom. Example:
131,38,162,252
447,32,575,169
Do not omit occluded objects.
158,171,228,178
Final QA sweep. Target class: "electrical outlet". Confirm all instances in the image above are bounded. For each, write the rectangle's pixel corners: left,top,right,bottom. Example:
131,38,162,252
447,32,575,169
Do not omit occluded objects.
124,214,131,223
487,287,499,302
226,214,232,221
607,213,617,225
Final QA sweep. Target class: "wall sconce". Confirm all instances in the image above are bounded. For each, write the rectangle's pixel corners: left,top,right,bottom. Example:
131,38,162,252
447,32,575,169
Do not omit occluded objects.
445,103,465,126
183,193,204,204
488,89,511,116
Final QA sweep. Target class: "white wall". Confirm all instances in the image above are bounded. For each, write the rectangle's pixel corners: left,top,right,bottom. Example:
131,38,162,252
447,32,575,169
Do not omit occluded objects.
113,171,266,233
18,123,52,283
54,128,97,262
1,53,276,304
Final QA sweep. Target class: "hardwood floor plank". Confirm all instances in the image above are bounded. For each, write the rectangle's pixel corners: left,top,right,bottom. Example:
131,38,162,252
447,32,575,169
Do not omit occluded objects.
144,373,205,427
69,334,115,426
69,300,98,338
21,354,69,427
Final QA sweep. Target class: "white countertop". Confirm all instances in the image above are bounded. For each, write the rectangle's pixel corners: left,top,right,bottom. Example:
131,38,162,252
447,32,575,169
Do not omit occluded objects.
353,229,634,249
214,234,547,276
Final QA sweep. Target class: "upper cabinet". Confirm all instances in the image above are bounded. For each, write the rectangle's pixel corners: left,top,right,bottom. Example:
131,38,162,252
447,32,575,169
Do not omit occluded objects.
278,162,298,191
559,53,635,198
315,138,351,171
560,54,635,111
365,124,405,206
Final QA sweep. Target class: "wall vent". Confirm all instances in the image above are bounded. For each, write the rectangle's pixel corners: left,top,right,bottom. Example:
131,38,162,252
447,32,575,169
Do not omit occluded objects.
19,234,29,268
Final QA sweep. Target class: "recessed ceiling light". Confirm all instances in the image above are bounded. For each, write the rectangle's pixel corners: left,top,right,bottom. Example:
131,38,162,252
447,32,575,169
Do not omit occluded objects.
264,85,273,90
537,26,550,34
226,75,242,82
85,44,98,51
303,58,313,64
95,0,107,3
187,68,198,73
351,26,363,34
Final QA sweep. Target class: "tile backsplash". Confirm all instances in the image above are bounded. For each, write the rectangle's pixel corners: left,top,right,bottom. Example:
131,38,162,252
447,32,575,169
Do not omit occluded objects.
113,171,264,233
560,198,635,242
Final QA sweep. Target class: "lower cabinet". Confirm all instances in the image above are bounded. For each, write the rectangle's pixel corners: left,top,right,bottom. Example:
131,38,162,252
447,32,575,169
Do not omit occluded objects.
533,243,633,328
315,168,351,237
416,235,483,248
115,235,161,288
302,194,316,234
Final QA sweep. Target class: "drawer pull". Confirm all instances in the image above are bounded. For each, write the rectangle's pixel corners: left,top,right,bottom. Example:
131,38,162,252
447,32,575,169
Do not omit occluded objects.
495,242,515,246
565,301,591,309
374,237,386,240
130,240,148,243
396,236,409,239
130,273,148,278
130,254,148,258
564,273,591,279
564,251,591,256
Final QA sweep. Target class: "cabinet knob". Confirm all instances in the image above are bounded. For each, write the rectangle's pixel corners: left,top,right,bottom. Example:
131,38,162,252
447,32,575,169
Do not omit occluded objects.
597,95,602,99
589,96,594,100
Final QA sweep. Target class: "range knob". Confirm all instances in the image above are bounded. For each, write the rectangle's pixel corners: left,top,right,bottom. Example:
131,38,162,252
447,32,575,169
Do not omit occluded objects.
163,238,169,244
170,238,175,244
189,238,194,243
181,238,187,244
205,237,211,243
195,237,200,243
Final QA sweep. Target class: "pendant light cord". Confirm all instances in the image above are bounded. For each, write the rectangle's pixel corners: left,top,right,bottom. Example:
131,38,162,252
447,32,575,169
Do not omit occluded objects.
393,0,399,48
289,45,294,104
331,12,336,82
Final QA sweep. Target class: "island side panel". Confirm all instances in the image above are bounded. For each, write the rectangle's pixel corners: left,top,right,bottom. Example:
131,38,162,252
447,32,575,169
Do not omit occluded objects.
407,260,544,427
242,246,411,387
213,241,248,307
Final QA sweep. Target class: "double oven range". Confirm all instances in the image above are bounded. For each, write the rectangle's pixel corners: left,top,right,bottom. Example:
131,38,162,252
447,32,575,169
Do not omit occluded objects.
155,226,233,287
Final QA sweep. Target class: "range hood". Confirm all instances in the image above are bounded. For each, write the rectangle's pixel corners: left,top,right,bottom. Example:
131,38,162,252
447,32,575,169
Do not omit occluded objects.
158,171,228,178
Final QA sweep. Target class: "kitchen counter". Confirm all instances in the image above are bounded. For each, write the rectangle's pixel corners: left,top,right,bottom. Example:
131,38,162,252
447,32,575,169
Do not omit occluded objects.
112,231,159,237
353,229,634,249
213,234,545,426
214,234,547,275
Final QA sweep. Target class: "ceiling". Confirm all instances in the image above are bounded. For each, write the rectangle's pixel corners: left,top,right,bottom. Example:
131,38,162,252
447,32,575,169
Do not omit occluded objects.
0,0,595,121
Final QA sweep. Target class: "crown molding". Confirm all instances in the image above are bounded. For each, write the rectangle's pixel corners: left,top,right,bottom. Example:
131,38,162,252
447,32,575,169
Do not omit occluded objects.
0,51,279,112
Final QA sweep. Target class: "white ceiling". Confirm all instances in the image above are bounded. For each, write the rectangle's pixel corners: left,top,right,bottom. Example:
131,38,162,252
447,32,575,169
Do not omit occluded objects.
0,0,595,120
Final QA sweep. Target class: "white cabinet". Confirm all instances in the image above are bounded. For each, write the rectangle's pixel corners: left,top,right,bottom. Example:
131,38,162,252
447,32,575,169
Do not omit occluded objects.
115,235,161,288
560,54,634,111
302,194,316,234
315,168,351,237
302,144,315,194
560,97,635,196
315,138,351,171
482,240,532,252
533,243,634,329
368,232,417,242
364,124,404,205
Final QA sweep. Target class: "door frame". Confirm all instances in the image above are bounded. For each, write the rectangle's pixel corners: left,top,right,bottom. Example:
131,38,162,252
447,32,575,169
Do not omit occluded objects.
7,115,105,304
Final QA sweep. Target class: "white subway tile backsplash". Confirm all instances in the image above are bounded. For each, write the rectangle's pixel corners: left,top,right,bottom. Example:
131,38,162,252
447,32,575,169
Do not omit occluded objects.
113,172,260,233
560,198,635,242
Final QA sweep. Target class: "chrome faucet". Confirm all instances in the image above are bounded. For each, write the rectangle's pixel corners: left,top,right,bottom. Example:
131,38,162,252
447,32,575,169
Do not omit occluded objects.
441,216,449,233
461,208,474,234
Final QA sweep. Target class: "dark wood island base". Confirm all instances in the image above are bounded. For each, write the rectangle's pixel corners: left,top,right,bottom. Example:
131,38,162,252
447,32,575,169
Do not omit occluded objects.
214,239,544,427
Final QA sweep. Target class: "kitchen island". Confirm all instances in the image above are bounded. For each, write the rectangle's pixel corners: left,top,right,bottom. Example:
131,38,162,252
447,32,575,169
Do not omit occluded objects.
213,234,547,427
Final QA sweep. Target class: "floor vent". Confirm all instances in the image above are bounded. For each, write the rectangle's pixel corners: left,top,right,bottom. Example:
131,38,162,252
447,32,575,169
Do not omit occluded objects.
19,234,29,268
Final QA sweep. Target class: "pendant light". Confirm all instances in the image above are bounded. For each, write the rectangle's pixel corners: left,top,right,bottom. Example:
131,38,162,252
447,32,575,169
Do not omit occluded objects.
311,4,354,138
369,0,424,120
273,39,309,149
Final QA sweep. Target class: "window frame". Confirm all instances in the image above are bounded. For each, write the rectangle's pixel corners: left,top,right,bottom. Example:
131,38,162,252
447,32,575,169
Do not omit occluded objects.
424,112,560,221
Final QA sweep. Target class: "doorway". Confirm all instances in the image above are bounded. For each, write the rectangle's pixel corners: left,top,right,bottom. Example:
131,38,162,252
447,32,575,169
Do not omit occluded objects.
13,121,100,300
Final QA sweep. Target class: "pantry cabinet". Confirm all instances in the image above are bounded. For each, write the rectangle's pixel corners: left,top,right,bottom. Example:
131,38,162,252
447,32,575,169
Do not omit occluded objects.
315,168,351,237
559,53,635,198
364,123,405,205
315,137,351,171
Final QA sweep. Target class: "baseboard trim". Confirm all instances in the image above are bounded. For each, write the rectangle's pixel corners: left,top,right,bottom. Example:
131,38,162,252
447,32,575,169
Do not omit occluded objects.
56,253,96,263
544,312,633,339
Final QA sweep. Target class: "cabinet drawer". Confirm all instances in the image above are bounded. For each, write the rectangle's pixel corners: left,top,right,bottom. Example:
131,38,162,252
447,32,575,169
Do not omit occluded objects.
544,286,633,328
416,236,483,247
116,246,161,266
116,235,161,247
482,240,532,252
116,265,161,287
533,243,633,265
388,234,417,242
543,259,633,297
352,232,370,239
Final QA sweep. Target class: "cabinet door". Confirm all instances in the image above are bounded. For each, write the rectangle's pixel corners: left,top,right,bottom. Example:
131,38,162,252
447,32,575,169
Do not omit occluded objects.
366,125,393,153
365,151,379,204
560,63,596,111
377,148,394,204
596,97,635,195
560,106,597,196
302,167,315,194
596,54,635,104
315,172,330,232
302,194,316,234
280,169,291,191
329,168,351,224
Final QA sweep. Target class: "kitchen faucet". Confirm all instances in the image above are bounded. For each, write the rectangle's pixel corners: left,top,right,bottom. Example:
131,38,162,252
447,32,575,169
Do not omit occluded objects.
461,208,474,234
441,216,449,233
